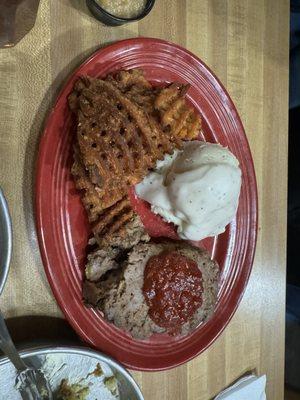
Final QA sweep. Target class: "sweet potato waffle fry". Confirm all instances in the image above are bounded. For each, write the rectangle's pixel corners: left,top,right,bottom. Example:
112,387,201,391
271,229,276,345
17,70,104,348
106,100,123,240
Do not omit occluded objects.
155,83,201,140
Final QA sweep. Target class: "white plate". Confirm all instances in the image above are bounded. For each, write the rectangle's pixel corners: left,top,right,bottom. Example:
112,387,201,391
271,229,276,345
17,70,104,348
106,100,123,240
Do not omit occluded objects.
0,346,143,400
0,189,11,295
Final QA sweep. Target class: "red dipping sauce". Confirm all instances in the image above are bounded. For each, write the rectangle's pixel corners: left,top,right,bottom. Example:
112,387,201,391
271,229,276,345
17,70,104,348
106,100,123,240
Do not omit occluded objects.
143,251,203,334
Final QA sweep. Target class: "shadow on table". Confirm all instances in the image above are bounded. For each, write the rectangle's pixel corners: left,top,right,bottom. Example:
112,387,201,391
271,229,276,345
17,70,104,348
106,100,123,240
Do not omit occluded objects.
285,386,300,400
1,315,81,352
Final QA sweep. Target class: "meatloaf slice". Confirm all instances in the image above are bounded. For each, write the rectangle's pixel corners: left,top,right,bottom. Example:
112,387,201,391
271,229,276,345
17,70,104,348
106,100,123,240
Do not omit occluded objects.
84,241,219,340
85,214,150,282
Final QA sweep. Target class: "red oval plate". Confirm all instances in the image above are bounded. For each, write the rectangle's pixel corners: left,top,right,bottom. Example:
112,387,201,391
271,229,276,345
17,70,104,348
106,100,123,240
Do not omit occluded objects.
36,38,257,371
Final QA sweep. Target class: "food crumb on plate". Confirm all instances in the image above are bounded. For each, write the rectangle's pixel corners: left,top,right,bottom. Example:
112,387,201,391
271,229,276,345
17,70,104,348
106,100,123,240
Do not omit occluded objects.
56,379,89,400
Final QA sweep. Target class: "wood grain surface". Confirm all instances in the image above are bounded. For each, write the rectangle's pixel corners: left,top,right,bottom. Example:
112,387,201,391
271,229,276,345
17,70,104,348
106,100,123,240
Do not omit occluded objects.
0,1,289,399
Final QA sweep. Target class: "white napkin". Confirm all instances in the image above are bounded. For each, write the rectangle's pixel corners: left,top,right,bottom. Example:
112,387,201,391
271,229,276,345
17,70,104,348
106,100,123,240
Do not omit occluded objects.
214,375,266,400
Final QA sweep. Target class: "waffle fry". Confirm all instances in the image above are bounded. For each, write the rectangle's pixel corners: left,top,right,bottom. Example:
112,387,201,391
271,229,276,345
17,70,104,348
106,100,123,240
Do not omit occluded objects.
69,70,201,248
155,83,201,140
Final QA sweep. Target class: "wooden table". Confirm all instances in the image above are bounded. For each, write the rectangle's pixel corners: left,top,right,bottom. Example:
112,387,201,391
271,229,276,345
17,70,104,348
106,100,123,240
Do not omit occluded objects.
0,1,289,399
